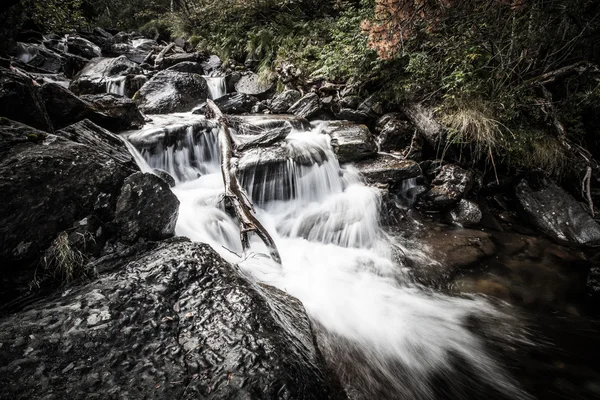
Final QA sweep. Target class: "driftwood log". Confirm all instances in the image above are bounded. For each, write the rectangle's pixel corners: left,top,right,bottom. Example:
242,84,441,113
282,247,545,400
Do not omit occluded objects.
205,99,282,264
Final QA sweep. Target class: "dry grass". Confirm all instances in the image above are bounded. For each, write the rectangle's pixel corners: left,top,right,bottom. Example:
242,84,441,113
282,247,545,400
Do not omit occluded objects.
42,231,93,284
530,135,568,176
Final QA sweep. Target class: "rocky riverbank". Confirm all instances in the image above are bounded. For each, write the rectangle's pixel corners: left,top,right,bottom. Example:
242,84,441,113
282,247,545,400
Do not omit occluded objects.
1,27,600,400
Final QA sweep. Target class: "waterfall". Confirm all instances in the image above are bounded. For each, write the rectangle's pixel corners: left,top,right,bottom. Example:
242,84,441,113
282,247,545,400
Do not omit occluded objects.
124,113,532,399
106,76,127,96
203,76,227,100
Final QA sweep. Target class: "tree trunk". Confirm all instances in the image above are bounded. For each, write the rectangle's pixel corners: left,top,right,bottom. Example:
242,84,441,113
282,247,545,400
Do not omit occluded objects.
205,99,282,264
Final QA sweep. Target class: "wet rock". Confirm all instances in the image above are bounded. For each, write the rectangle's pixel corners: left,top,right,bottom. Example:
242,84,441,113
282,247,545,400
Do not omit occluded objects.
375,113,414,152
0,119,137,300
166,61,204,74
201,54,222,74
334,108,371,124
66,35,102,59
211,92,258,114
288,92,322,119
114,172,179,243
269,89,301,113
135,70,208,114
0,67,53,132
40,82,98,129
339,96,361,109
447,199,482,227
0,239,342,400
234,72,274,99
159,52,205,70
418,164,474,211
14,42,64,73
153,169,176,187
69,56,143,97
81,93,145,131
318,120,377,163
232,114,311,135
516,177,600,246
354,155,421,185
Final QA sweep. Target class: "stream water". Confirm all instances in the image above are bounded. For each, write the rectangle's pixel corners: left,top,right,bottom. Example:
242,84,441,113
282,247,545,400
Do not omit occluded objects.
123,107,544,399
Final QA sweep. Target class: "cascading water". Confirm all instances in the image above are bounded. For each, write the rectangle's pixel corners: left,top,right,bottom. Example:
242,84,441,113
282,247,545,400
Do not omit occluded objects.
125,113,533,399
203,76,227,100
106,76,127,96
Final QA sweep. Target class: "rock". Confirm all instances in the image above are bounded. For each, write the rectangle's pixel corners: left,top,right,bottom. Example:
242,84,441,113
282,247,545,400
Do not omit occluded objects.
418,164,475,211
194,92,258,115
81,93,145,131
226,71,241,94
516,177,600,245
0,119,137,300
0,239,342,400
166,61,204,74
159,52,205,70
114,172,179,243
153,169,176,187
375,113,414,152
339,96,361,109
288,92,321,119
0,67,53,132
107,42,150,64
333,108,371,124
318,120,378,163
354,155,421,185
587,266,600,298
269,89,301,113
447,199,482,226
66,35,102,59
40,82,98,129
69,56,143,97
232,115,311,135
201,54,222,74
14,42,64,73
234,72,274,99
135,70,208,114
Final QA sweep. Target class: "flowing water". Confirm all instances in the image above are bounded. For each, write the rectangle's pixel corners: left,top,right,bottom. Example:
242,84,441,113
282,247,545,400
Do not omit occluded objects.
203,76,227,100
124,113,534,399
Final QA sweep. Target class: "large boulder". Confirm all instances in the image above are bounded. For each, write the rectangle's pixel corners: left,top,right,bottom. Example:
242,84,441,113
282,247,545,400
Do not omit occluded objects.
354,155,421,185
0,239,343,400
40,82,98,129
516,177,600,245
14,42,64,73
81,93,145,131
318,120,378,163
0,67,53,132
288,92,322,119
135,70,208,114
375,112,414,152
234,72,274,99
446,199,482,227
69,56,143,97
193,92,258,115
114,172,179,243
418,164,475,211
268,89,301,113
158,52,205,70
0,119,137,300
166,61,204,74
66,35,102,59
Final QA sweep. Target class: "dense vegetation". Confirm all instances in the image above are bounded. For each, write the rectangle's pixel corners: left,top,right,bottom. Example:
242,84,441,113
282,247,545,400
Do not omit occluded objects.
3,0,600,179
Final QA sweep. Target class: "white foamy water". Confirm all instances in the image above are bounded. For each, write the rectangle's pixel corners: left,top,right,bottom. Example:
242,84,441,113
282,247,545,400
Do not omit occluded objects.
125,113,531,399
106,76,127,96
203,76,226,100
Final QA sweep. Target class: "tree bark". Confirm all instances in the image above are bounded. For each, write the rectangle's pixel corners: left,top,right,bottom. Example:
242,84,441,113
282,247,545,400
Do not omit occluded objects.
205,99,282,264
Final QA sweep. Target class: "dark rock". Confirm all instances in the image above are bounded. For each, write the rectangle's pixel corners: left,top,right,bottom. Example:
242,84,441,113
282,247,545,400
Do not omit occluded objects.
210,92,258,114
516,177,600,245
354,155,421,185
339,96,361,109
40,82,98,129
14,42,64,73
232,115,311,135
81,93,145,131
0,239,342,400
288,92,322,119
66,35,102,59
135,70,208,114
269,89,301,113
114,172,179,243
357,94,383,115
234,72,274,99
376,113,414,152
0,119,137,299
166,61,204,74
318,120,378,163
226,71,241,93
418,164,475,211
0,67,53,132
62,52,89,78
153,169,176,187
93,27,113,40
446,199,483,227
69,56,143,97
159,52,204,70
334,108,371,124
588,266,600,298
107,42,151,64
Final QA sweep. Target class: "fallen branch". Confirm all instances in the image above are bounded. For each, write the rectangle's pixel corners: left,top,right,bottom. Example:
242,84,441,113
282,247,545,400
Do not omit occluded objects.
154,43,175,69
205,99,282,264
